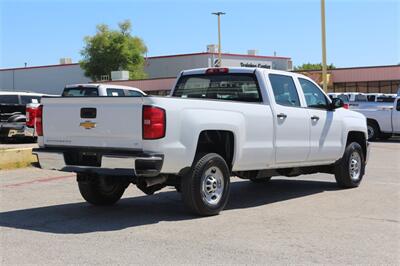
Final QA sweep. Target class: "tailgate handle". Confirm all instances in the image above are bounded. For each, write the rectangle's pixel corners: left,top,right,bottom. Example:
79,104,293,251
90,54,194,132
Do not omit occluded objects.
81,108,97,119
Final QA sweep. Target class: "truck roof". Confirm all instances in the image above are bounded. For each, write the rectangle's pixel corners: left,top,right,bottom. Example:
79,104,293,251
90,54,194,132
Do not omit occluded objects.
180,67,305,78
65,83,142,91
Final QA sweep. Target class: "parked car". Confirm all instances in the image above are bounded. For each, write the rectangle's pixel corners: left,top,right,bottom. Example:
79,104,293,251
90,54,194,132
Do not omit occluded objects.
0,91,54,141
367,93,396,103
329,92,393,110
353,96,400,140
34,67,369,216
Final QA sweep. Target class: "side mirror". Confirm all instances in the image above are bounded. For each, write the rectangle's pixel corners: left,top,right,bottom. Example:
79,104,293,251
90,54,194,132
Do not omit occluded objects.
330,98,344,110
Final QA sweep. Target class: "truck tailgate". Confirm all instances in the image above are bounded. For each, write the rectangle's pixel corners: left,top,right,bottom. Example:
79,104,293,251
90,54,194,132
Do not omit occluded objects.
41,97,143,150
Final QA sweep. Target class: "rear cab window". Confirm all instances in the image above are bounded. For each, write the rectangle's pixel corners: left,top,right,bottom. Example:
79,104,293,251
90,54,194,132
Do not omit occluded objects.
21,96,41,104
173,73,262,103
62,87,99,97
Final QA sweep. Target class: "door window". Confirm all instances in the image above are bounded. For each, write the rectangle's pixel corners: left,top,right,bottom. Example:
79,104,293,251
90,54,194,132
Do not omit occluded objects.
298,78,329,109
396,100,400,111
269,74,300,107
124,90,143,97
106,88,125,96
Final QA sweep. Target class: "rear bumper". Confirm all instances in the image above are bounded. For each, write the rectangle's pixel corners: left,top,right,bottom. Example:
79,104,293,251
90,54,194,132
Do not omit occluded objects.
33,147,163,177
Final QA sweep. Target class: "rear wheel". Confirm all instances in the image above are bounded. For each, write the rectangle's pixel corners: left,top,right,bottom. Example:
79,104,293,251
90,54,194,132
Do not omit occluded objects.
181,153,230,216
367,120,379,141
334,142,365,188
77,174,127,205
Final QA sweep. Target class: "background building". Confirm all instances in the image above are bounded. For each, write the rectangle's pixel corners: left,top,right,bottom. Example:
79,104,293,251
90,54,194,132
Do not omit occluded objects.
0,48,292,95
298,65,400,94
1,49,398,95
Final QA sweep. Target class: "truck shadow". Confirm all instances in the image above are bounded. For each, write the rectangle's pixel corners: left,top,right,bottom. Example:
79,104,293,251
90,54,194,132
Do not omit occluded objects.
0,179,339,234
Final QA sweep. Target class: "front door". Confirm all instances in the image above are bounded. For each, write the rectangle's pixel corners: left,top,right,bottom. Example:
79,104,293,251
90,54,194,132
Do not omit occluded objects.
268,74,310,164
393,99,400,133
297,78,343,162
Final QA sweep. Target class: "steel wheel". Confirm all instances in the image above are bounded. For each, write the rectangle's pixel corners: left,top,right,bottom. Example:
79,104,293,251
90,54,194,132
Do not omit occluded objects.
367,125,375,140
349,151,361,181
201,166,224,206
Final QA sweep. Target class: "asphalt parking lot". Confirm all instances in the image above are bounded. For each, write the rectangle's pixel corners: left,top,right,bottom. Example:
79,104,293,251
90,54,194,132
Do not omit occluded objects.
0,141,399,264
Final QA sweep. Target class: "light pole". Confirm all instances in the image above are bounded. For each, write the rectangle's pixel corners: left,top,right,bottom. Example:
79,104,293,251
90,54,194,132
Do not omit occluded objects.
321,0,328,92
212,12,225,67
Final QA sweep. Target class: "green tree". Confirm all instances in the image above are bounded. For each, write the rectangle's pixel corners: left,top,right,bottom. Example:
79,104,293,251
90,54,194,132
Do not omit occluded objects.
80,20,147,81
294,62,336,71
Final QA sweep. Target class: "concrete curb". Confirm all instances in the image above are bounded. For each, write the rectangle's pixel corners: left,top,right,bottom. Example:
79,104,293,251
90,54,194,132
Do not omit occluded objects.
0,148,38,170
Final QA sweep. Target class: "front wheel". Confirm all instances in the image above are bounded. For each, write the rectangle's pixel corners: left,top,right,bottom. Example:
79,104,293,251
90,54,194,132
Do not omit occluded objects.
77,174,128,205
334,142,365,188
181,153,230,216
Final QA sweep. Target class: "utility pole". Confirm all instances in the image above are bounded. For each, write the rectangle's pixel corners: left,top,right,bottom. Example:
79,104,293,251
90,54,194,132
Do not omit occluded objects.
321,0,328,92
212,12,225,67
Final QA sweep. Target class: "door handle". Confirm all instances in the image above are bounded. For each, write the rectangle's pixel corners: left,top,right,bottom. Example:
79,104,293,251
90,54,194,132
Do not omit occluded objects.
277,113,287,119
311,115,320,121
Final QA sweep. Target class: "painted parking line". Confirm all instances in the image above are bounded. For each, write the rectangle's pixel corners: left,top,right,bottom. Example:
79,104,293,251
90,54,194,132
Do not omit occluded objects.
2,174,75,188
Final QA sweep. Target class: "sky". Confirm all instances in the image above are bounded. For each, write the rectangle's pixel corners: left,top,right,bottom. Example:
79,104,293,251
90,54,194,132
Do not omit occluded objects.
0,0,399,69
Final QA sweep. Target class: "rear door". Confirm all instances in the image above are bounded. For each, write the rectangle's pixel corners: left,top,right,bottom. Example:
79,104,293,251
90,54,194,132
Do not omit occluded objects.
268,74,310,164
42,97,144,150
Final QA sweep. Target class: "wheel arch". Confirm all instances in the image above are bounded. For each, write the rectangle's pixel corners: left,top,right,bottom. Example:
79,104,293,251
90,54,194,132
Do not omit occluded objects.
194,130,235,170
346,131,367,160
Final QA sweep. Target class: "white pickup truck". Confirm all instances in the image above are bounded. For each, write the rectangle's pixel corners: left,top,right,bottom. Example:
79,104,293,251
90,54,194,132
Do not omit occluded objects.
354,96,400,140
34,67,369,216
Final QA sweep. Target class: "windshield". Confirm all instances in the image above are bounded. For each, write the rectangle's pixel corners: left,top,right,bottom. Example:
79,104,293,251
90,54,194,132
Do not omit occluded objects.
173,74,261,102
62,87,99,97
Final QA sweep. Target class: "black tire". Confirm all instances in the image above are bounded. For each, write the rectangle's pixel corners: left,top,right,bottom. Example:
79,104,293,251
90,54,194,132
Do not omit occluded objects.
181,153,230,216
250,176,272,183
77,174,127,205
367,120,379,141
334,142,365,188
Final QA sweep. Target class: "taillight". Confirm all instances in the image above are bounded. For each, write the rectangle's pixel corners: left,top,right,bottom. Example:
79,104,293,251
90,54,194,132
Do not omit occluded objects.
142,106,166,139
343,103,349,109
206,68,229,74
35,105,43,136
26,106,37,128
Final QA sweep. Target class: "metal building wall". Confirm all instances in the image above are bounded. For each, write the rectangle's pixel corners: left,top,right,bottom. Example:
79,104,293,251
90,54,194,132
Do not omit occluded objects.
144,54,210,79
0,64,90,94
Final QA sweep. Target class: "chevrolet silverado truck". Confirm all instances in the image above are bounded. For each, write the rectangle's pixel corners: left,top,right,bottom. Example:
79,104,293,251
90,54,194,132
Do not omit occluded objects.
34,67,369,216
354,96,400,140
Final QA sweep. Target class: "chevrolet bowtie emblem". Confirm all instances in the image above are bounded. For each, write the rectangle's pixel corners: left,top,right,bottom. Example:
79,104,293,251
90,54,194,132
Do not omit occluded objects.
80,121,96,129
